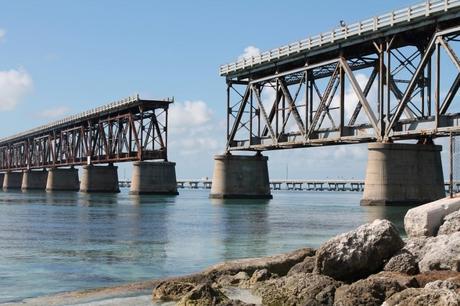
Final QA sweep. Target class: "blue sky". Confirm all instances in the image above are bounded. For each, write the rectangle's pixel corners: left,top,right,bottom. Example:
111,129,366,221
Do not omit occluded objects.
0,0,449,179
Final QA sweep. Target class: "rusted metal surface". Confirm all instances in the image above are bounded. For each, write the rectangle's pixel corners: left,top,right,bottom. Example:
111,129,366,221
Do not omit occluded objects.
0,96,172,171
223,1,460,151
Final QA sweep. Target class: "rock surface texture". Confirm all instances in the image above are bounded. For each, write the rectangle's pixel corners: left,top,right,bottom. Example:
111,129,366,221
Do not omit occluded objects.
315,219,404,281
382,287,460,306
438,210,460,236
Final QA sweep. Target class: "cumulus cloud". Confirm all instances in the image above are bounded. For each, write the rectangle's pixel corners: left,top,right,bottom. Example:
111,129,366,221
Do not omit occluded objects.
169,100,213,132
0,29,5,42
238,45,261,61
36,106,70,119
0,68,33,111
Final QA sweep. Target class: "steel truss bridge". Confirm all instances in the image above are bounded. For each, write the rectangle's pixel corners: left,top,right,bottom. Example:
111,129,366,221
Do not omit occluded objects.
222,0,460,151
0,96,172,171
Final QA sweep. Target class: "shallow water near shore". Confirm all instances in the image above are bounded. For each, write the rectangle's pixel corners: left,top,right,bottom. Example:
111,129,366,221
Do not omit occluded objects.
0,188,409,304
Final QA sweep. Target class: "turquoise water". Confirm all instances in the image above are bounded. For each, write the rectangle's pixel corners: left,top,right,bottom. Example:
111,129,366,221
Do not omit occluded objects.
0,189,409,303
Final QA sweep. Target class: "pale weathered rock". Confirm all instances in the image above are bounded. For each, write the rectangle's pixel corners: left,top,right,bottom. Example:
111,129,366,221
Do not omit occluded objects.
152,280,195,301
287,256,316,276
404,196,460,238
315,219,404,281
425,280,459,290
384,251,419,275
418,232,460,272
439,210,460,236
248,269,271,284
254,272,342,306
204,247,315,278
382,287,460,306
177,283,229,306
333,275,407,306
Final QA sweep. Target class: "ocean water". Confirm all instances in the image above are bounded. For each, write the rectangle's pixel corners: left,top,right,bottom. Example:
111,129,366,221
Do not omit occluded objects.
0,189,409,303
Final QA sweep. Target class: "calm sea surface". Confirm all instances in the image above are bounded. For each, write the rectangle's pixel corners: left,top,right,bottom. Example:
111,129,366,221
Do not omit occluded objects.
0,189,409,303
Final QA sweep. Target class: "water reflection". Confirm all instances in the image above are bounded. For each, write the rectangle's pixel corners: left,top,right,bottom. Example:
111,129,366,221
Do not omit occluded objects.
361,205,412,235
212,198,270,260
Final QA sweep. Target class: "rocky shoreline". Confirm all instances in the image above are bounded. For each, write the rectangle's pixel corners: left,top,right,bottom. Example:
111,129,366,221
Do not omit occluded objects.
151,207,460,305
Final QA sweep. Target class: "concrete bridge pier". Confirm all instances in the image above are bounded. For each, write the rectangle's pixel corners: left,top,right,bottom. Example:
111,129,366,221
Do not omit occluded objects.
361,142,445,206
46,167,79,191
210,153,272,199
3,171,23,190
22,169,48,190
130,161,178,195
80,164,120,193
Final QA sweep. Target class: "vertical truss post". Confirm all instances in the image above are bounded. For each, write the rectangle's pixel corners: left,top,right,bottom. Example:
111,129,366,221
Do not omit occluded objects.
435,40,441,128
339,65,345,136
249,85,253,145
378,43,385,138
226,83,230,144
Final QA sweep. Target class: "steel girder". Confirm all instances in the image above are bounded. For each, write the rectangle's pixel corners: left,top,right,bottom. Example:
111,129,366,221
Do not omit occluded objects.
225,25,460,152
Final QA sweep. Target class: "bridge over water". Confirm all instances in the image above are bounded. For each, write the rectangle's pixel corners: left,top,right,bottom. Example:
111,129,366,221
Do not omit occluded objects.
0,96,178,194
211,0,460,205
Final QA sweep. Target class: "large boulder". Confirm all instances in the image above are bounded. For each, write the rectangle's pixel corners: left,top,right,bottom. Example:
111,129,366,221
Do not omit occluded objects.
418,232,460,273
404,196,460,238
438,210,460,236
152,280,195,301
315,219,404,281
382,287,460,306
383,251,419,275
333,273,411,306
287,256,316,276
177,283,229,306
254,272,342,306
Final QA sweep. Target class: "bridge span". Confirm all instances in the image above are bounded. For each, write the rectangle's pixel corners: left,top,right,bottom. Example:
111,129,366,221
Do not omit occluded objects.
0,96,178,194
211,0,460,205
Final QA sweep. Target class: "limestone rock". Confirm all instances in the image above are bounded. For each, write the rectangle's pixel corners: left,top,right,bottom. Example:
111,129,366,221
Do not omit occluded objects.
414,271,460,288
177,283,229,306
382,287,460,306
152,280,195,301
439,210,460,236
425,280,459,290
315,219,404,281
384,251,419,275
255,272,342,306
418,232,460,272
248,269,271,284
204,247,315,278
333,274,407,306
404,196,460,238
287,256,316,276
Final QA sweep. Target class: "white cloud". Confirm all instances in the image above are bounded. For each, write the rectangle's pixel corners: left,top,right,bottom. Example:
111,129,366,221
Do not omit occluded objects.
0,68,33,111
0,29,5,42
169,100,213,131
37,106,70,118
238,46,261,61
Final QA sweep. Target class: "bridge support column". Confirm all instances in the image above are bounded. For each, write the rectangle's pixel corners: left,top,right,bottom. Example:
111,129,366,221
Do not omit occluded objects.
22,169,48,190
3,171,23,190
80,164,120,193
210,154,272,199
46,167,79,191
130,161,178,195
361,142,445,206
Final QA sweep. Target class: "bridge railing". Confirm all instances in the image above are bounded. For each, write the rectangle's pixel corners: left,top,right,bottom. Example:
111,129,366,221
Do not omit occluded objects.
220,0,460,75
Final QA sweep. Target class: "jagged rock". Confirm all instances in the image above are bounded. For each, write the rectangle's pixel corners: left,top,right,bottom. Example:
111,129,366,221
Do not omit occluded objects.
425,280,459,290
315,219,404,281
418,232,460,272
204,247,315,279
152,280,195,301
254,272,342,306
438,210,460,236
287,256,316,276
414,271,460,287
384,251,419,275
404,196,460,238
382,287,460,306
177,283,229,306
333,273,409,306
249,269,271,284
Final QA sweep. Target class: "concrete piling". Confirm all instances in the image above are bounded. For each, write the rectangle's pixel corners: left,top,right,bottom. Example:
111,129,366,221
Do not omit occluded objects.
130,161,178,195
80,164,120,193
210,154,272,199
3,171,23,190
46,167,79,191
361,142,445,206
22,169,48,190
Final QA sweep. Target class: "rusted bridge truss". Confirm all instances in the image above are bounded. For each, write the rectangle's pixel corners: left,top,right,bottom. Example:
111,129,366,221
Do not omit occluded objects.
0,96,171,171
222,0,460,151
